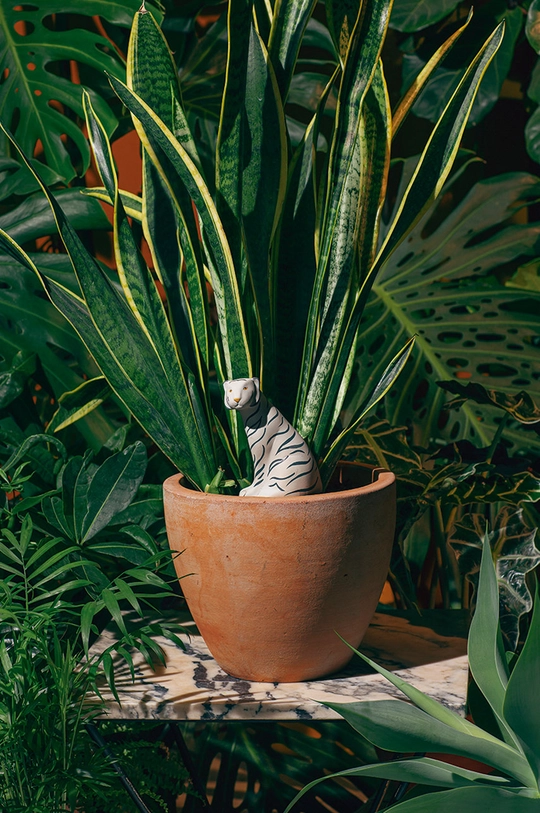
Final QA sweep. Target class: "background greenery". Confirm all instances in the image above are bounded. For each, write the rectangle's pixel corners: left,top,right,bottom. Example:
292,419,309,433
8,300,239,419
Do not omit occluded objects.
0,0,539,811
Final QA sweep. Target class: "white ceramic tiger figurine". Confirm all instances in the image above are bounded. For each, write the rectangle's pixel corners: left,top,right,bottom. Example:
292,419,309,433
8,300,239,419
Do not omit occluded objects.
223,377,323,497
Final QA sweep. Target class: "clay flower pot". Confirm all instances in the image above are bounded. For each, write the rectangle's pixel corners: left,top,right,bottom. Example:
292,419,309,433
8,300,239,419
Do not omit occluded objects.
163,463,396,682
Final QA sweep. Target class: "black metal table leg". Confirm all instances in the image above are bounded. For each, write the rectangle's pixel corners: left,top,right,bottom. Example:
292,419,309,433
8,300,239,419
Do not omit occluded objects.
86,722,153,813
166,722,210,807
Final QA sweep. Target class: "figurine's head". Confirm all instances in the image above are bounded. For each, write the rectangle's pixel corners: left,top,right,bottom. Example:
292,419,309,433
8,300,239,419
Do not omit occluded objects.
223,377,260,410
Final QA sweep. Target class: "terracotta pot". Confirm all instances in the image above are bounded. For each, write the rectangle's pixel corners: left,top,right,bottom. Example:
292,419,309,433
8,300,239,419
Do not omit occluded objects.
163,463,396,682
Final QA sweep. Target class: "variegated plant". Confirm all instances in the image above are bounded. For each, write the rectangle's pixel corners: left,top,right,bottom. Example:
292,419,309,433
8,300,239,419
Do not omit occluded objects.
0,1,504,492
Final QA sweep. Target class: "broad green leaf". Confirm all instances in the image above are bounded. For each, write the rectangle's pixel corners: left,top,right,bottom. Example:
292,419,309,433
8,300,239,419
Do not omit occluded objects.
284,756,514,813
110,484,163,527
118,525,159,556
59,454,87,540
2,432,66,473
0,157,62,201
528,106,540,164
504,583,540,780
526,0,540,55
450,508,540,650
47,377,111,434
334,633,496,739
325,699,535,787
390,0,459,33
0,188,110,245
81,442,147,542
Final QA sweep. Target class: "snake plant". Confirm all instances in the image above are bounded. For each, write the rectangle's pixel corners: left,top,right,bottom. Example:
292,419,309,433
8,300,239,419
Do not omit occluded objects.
285,533,540,812
0,1,504,492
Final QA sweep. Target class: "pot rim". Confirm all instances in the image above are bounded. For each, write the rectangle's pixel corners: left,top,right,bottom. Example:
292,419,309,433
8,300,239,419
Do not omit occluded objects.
163,462,395,504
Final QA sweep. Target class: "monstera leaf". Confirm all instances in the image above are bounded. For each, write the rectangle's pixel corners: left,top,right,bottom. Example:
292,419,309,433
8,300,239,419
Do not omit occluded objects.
0,1,162,181
449,507,540,648
348,170,540,455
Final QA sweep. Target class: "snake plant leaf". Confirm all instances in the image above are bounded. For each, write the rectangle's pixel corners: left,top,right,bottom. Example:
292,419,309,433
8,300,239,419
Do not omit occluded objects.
468,534,521,751
47,377,111,435
297,0,393,438
401,7,522,128
127,10,209,373
284,757,515,813
450,508,540,651
324,0,361,65
347,171,540,456
374,22,505,278
85,95,216,478
0,2,138,181
299,18,504,458
322,699,535,787
363,787,540,813
0,179,214,488
80,442,147,542
217,5,287,385
389,0,459,32
392,10,472,136
504,582,540,781
81,188,143,222
438,382,540,425
320,336,415,486
108,75,252,382
268,0,318,97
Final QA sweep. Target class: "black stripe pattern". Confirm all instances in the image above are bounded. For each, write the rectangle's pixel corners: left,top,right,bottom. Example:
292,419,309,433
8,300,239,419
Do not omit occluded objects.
223,377,323,497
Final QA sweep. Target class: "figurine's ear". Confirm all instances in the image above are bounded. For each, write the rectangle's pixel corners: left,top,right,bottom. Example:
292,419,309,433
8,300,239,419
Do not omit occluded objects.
252,377,260,402
223,380,231,391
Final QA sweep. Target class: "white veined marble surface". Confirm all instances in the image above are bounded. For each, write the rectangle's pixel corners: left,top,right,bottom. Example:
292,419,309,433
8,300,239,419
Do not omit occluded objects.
92,612,469,722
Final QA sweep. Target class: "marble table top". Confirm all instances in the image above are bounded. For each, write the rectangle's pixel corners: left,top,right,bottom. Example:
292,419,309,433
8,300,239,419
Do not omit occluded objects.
93,610,469,722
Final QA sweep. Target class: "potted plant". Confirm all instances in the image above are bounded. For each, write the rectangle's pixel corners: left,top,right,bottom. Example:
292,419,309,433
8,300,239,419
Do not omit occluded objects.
0,1,503,680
